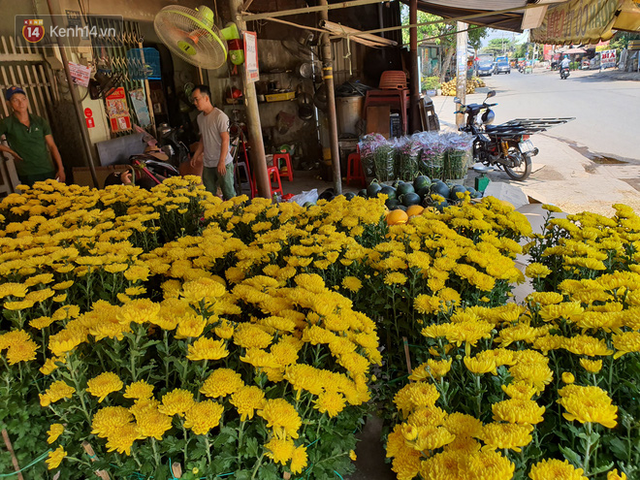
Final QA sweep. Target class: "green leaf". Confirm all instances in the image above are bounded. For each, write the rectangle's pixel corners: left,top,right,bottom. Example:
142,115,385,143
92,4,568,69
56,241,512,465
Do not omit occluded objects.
590,461,615,475
233,469,252,480
244,436,259,459
559,445,582,466
606,436,628,460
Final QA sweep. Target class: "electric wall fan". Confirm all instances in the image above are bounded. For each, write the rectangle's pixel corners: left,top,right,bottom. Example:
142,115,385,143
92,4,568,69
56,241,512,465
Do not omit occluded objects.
153,5,243,70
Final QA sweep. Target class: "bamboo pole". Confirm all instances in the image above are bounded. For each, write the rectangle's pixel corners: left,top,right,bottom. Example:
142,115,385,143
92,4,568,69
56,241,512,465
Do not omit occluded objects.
1,429,24,480
409,0,419,133
320,20,397,47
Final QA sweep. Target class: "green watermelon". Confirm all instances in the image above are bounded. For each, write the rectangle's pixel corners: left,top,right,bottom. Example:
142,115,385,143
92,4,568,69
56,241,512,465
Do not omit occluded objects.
396,182,415,196
344,192,356,200
396,205,408,212
416,186,431,200
386,198,400,210
380,186,397,200
358,189,368,198
413,175,431,191
401,192,421,207
430,180,450,199
434,198,449,212
367,181,382,198
449,184,467,200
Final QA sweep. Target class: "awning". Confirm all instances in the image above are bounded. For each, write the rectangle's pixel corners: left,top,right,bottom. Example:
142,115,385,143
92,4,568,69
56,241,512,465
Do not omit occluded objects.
562,47,587,54
531,0,640,45
410,0,567,32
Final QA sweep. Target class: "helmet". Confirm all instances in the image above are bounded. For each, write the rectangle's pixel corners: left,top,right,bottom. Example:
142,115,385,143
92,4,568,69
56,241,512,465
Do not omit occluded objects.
564,55,569,59
481,109,495,125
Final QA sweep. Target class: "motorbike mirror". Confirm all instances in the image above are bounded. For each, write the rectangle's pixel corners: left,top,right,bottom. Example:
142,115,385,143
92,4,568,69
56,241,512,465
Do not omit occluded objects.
453,97,461,104
486,90,496,98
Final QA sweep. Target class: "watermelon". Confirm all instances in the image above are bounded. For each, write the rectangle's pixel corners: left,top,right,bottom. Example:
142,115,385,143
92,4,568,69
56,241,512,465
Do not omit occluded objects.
430,180,450,199
386,198,400,210
358,189,368,198
396,182,415,196
449,184,467,200
416,186,431,200
367,181,382,198
401,192,421,207
433,198,449,212
344,192,356,200
413,175,431,191
396,205,408,212
380,186,397,200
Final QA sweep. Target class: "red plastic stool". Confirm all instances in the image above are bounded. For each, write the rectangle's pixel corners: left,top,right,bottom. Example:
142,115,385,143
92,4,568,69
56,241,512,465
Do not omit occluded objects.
346,152,366,188
253,166,283,197
272,153,293,181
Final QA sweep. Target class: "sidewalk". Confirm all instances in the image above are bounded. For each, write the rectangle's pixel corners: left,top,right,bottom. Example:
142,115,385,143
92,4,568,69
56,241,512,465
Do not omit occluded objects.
430,93,640,216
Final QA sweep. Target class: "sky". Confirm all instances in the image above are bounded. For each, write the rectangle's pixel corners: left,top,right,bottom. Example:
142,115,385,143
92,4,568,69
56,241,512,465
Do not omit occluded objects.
480,28,528,48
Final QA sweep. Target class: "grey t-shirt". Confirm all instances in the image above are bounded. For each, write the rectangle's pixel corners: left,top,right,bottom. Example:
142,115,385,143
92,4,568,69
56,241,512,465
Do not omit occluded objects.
197,108,233,167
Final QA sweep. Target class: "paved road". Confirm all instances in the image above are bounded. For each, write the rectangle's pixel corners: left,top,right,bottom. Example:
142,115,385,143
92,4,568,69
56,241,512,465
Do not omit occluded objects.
435,68,640,163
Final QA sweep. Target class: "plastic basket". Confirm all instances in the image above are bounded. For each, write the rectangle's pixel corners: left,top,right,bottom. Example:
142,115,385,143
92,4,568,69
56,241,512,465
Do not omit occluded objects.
379,70,407,90
126,48,161,80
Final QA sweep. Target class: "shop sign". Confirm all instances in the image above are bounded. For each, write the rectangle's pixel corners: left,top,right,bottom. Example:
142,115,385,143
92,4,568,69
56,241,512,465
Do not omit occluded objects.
531,0,619,45
244,31,259,83
601,49,617,68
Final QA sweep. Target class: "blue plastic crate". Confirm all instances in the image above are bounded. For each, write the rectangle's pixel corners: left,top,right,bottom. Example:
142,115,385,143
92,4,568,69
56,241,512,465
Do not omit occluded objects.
126,48,161,80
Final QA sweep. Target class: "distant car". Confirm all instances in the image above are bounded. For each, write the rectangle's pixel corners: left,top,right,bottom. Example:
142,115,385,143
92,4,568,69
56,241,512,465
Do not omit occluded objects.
495,59,511,74
477,61,495,76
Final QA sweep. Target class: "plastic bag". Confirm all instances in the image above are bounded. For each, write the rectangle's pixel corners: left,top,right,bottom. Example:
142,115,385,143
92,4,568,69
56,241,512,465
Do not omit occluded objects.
442,132,474,180
289,188,318,206
415,132,446,180
394,136,421,181
358,133,394,182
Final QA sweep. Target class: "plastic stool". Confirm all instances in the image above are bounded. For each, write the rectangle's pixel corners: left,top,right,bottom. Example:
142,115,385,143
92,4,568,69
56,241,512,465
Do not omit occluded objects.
253,166,283,197
235,161,254,198
346,152,366,187
272,153,293,181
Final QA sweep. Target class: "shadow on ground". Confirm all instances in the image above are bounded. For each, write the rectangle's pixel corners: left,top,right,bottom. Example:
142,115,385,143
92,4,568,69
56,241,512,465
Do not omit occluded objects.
345,416,396,480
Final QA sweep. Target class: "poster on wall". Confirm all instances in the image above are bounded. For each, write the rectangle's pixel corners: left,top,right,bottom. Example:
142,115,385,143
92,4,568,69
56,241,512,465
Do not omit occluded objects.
68,62,91,87
106,87,131,132
129,89,151,127
244,31,259,83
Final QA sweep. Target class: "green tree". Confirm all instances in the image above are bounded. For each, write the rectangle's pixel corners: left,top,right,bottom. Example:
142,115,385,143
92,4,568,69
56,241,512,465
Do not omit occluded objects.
482,37,514,56
401,6,487,82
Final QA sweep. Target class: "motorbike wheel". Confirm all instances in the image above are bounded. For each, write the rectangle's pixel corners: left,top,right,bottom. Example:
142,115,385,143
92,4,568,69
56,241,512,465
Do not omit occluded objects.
504,148,532,181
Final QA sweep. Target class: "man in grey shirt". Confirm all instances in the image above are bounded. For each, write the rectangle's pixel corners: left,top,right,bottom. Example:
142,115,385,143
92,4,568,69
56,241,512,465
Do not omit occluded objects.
189,85,236,199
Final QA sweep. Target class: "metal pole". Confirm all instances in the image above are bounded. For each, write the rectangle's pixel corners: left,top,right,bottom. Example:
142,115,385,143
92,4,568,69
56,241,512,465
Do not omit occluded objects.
455,22,468,127
46,0,99,188
137,42,156,138
409,0,419,133
229,0,270,197
319,0,342,194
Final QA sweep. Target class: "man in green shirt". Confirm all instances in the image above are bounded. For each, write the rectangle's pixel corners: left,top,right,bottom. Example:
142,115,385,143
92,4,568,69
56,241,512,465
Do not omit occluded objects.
0,86,65,186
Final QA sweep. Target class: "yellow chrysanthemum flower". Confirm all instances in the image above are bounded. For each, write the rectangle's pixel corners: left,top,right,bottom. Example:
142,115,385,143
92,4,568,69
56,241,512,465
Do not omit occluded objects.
257,398,302,439
557,385,618,429
123,380,154,400
186,336,229,361
86,372,124,403
480,422,533,452
579,358,603,373
528,458,586,480
92,407,134,438
184,400,224,435
40,381,76,407
230,386,265,421
200,368,245,399
158,388,195,417
492,398,545,425
45,445,66,470
46,423,64,444
264,437,295,465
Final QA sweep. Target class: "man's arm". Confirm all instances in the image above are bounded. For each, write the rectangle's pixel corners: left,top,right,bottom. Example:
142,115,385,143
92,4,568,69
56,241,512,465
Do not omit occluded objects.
44,134,65,182
0,144,22,161
190,136,204,168
217,131,230,175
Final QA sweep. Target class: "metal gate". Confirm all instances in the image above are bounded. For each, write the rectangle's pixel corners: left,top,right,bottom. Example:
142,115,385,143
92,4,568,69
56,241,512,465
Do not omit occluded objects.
0,34,57,195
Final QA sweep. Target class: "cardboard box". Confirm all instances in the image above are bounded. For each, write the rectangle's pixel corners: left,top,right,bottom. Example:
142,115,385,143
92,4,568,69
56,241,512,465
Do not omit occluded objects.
265,91,295,102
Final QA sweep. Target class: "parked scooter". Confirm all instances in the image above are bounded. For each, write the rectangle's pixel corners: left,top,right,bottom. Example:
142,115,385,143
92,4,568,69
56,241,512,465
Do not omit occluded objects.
454,90,538,181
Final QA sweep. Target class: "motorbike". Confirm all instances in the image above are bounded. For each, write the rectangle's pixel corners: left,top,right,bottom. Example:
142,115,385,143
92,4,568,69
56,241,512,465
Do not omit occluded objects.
454,90,539,181
560,67,570,79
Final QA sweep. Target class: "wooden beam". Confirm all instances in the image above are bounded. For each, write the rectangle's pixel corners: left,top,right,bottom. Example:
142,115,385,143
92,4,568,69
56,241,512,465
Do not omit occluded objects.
241,0,391,22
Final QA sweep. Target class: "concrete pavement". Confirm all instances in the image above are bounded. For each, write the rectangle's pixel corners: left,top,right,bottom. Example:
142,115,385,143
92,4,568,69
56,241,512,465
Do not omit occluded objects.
430,81,640,216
